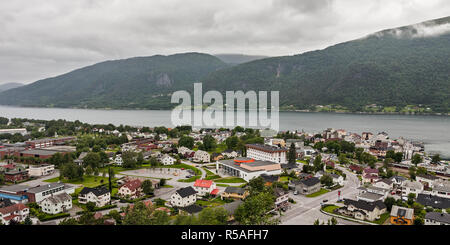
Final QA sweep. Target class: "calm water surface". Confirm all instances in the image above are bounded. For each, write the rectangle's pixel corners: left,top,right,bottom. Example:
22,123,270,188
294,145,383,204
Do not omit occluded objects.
0,106,449,158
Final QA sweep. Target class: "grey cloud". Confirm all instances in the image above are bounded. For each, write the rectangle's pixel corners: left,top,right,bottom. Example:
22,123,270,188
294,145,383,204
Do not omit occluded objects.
0,0,449,84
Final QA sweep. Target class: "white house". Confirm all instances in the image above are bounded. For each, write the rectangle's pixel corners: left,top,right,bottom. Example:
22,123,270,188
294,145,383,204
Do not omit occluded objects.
222,150,239,159
0,203,29,225
373,179,394,190
28,164,55,177
160,154,176,166
78,187,111,207
118,179,143,200
114,155,123,166
170,186,197,207
193,179,217,196
193,150,210,163
431,182,450,199
178,146,193,155
330,173,345,186
401,180,424,197
39,193,72,214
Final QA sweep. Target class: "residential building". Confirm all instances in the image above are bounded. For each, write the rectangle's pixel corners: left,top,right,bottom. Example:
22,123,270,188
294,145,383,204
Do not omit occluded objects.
291,177,321,195
216,158,282,182
170,186,197,207
336,199,386,221
401,180,424,197
390,205,414,225
246,144,287,164
220,187,249,200
424,212,450,225
118,179,143,200
0,203,29,225
373,179,394,190
160,154,176,166
330,173,344,186
417,194,450,210
416,174,440,189
39,193,72,214
28,164,55,177
4,169,28,182
193,150,210,163
431,182,450,199
78,187,111,207
222,149,239,159
274,188,289,211
193,179,217,196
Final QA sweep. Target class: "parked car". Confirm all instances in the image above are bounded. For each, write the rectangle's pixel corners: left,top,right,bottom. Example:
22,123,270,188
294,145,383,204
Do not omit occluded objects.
322,199,328,203
293,190,299,195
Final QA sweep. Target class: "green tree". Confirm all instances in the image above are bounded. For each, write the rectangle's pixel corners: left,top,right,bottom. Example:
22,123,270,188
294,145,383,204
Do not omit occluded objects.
234,192,278,225
179,136,195,149
320,175,334,187
431,154,441,164
86,202,96,212
225,136,239,150
202,135,217,151
411,154,423,165
123,201,154,225
141,180,154,195
288,143,296,164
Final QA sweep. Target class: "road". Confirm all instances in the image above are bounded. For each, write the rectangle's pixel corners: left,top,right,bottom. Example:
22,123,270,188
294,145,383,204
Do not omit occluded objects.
280,165,362,225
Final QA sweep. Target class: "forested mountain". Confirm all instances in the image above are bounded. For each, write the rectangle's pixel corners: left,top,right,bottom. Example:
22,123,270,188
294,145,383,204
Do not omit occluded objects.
0,16,449,112
214,54,268,65
203,16,450,113
0,83,23,92
0,53,228,109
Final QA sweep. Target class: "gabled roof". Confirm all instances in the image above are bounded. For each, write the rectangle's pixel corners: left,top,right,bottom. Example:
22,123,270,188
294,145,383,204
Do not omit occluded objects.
417,174,439,180
79,187,110,197
194,179,214,188
300,177,320,187
223,187,246,195
120,179,142,192
43,193,72,204
176,186,197,198
390,205,414,220
416,194,450,209
425,212,450,224
0,203,27,215
180,204,203,214
344,198,386,212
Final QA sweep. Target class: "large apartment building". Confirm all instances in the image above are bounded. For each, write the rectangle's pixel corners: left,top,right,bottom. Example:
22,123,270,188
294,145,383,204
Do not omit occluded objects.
245,144,287,164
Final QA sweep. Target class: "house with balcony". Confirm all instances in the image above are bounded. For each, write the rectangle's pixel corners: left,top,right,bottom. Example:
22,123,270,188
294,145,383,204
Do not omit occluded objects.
39,193,72,214
78,187,111,207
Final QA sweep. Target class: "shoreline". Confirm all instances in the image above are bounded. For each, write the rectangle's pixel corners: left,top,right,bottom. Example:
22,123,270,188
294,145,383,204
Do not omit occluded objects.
1,105,449,117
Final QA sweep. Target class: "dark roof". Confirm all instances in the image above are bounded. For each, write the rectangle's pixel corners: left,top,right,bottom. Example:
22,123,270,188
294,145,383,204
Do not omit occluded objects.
223,187,246,195
416,194,450,209
425,212,450,224
180,204,203,214
344,198,386,212
300,177,320,187
79,187,109,196
260,174,279,183
281,163,297,170
245,144,287,152
417,174,439,180
176,186,197,198
0,198,13,208
274,188,288,197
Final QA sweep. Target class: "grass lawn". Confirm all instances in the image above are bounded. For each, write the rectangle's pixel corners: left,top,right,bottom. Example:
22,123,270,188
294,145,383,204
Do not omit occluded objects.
306,188,330,198
371,212,390,225
196,197,227,208
322,205,340,213
216,184,230,187
214,177,246,183
45,176,115,188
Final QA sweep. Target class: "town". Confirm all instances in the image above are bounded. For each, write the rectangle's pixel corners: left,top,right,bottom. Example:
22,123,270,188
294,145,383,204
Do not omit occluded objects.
0,117,449,226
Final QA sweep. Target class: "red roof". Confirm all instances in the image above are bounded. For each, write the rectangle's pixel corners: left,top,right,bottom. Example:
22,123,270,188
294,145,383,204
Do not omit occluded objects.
94,212,103,219
0,203,27,215
349,165,362,171
3,214,17,221
121,179,142,191
210,189,220,195
364,167,379,174
363,174,379,180
194,179,214,188
2,164,15,169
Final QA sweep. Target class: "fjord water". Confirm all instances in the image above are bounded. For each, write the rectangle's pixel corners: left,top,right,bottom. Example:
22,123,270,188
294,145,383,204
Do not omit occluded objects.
0,106,449,158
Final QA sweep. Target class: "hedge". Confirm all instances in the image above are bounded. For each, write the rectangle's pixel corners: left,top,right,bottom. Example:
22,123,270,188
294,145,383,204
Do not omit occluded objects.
38,212,70,222
76,204,118,215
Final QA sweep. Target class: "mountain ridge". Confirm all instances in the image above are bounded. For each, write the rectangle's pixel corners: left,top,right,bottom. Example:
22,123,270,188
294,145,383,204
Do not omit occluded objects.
0,16,449,113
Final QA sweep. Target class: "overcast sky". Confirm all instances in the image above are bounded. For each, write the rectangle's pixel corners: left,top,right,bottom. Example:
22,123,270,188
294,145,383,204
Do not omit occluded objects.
0,0,449,85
